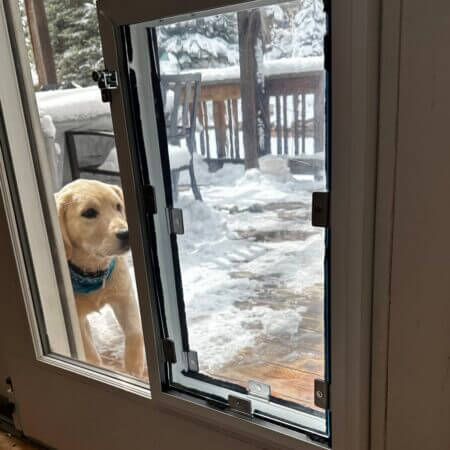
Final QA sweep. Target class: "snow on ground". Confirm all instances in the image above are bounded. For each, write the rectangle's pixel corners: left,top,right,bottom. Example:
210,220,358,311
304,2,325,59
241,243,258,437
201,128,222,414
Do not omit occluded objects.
89,154,325,373
36,86,109,122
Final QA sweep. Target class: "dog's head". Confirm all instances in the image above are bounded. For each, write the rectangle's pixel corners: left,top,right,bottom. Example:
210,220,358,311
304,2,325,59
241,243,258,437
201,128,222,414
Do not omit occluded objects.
55,179,129,261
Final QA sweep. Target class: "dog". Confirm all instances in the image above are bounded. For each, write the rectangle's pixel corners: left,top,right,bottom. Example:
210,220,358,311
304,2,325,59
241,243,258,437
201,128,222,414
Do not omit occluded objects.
55,179,145,378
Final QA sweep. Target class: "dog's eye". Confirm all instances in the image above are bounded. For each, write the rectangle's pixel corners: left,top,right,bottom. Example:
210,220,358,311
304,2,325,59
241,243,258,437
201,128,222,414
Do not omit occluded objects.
81,208,98,219
116,203,122,212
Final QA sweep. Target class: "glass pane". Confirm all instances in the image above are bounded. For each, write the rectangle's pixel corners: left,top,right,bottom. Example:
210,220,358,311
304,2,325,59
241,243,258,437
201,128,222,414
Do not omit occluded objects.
15,0,148,383
158,0,325,407
127,0,327,430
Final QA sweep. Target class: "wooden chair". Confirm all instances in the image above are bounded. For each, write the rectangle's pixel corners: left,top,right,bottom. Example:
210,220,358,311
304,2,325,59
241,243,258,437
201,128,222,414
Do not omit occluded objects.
160,73,203,201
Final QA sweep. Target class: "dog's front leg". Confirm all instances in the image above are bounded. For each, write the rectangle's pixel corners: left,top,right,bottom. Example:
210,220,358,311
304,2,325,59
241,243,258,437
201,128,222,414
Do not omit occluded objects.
80,316,103,367
110,294,145,378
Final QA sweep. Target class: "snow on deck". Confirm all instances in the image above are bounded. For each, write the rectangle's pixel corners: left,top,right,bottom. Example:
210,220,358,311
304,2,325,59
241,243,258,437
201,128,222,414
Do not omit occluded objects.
89,155,326,408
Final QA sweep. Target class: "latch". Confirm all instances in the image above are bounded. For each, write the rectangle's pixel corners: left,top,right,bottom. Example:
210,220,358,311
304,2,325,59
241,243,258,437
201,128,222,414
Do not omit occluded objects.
314,379,330,410
248,380,271,401
92,70,119,103
166,208,184,234
228,395,252,417
312,191,330,227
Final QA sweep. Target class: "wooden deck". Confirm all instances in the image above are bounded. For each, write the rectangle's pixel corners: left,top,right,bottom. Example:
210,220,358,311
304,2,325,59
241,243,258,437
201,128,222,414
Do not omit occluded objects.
207,283,324,411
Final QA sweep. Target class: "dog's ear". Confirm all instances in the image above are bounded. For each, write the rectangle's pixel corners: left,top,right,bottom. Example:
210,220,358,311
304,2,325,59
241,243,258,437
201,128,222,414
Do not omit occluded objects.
55,191,73,260
110,184,124,202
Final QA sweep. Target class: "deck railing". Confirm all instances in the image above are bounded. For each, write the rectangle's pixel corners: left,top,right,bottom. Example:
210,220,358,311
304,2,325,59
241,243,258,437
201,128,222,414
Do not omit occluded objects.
195,68,325,162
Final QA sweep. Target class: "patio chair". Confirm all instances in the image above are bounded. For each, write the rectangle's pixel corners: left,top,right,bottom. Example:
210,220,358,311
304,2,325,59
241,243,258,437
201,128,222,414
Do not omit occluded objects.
65,73,203,201
160,73,203,201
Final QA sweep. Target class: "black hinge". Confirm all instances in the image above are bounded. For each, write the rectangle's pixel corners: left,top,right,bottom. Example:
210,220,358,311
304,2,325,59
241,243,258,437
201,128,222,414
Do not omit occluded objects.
162,338,176,363
312,191,330,227
314,379,330,410
228,395,252,417
92,70,119,103
166,208,184,234
142,184,157,214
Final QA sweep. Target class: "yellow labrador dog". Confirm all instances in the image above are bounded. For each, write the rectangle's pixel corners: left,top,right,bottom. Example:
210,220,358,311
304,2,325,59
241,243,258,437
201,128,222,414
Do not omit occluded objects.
55,179,144,377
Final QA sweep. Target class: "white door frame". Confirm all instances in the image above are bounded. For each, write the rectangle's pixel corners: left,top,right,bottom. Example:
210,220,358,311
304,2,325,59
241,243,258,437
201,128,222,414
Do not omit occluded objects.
0,0,394,448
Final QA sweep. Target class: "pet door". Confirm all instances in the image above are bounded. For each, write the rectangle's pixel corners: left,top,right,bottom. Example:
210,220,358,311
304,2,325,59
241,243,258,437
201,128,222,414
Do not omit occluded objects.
121,0,330,438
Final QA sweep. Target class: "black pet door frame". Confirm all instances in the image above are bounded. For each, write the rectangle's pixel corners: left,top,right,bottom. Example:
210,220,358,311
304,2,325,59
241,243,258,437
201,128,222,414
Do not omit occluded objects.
113,0,331,442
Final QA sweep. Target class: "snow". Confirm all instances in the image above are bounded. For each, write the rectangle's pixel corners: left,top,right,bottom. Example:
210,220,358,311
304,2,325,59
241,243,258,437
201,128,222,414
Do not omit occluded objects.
98,144,191,172
168,144,191,169
39,114,56,139
36,86,110,122
183,56,323,82
88,153,325,373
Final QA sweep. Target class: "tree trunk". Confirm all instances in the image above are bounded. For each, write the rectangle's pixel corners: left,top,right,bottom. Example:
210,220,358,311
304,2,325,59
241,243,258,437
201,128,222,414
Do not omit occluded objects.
238,10,270,170
24,0,57,87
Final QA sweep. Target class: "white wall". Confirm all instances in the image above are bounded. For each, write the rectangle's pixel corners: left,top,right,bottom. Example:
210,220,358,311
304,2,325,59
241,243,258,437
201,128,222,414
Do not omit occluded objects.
385,1,450,449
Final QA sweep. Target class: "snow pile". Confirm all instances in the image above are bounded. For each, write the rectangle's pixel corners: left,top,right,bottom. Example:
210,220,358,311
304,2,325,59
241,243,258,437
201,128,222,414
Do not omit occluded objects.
259,155,290,177
168,144,191,170
98,144,192,172
36,86,110,122
39,114,56,138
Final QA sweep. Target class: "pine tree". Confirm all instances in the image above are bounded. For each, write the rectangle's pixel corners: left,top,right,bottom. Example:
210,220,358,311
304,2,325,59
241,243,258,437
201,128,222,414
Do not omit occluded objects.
264,0,325,60
45,0,103,87
292,0,326,57
156,13,239,70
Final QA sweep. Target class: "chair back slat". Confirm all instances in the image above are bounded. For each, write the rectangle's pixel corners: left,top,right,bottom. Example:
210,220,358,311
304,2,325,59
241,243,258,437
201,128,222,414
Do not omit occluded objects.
160,73,202,153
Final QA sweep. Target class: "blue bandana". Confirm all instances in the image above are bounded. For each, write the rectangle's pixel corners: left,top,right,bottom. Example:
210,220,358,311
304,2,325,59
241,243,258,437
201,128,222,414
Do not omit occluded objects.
69,258,116,295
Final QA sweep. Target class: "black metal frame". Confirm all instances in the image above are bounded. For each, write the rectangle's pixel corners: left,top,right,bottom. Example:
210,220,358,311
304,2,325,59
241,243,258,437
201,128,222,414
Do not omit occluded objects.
65,129,117,180
141,8,331,437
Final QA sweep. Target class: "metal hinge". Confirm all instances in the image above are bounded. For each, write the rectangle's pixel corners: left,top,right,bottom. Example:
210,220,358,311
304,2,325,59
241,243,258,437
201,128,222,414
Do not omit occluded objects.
314,379,330,410
166,208,184,234
185,351,199,372
312,191,330,227
228,395,252,417
92,70,119,103
248,380,271,401
162,338,176,363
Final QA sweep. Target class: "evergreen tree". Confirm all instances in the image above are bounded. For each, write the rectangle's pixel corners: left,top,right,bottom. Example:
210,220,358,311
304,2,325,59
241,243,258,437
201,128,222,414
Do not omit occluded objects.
292,0,325,57
264,0,325,60
45,0,102,87
157,13,239,70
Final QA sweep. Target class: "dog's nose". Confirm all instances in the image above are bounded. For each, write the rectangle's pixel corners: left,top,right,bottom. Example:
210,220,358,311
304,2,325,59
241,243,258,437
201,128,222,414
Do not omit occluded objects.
116,229,129,242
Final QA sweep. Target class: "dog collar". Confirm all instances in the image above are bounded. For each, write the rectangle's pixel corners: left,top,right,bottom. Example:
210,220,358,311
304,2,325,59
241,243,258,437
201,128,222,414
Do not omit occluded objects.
69,258,116,295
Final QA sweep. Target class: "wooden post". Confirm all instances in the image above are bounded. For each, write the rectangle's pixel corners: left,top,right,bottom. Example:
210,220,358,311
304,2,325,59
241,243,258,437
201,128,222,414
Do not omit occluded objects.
213,101,227,158
238,9,269,170
24,0,57,87
232,99,240,159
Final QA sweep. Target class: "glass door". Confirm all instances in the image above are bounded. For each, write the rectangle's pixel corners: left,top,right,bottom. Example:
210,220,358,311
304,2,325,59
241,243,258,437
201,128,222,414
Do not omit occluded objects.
119,0,329,437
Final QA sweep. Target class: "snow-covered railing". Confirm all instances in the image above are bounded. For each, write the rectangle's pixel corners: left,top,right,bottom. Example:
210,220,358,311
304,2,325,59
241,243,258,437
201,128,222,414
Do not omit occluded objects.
184,57,325,163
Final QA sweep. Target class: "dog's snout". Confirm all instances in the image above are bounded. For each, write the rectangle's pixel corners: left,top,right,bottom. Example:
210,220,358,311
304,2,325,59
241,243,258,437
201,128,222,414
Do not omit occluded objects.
116,229,129,242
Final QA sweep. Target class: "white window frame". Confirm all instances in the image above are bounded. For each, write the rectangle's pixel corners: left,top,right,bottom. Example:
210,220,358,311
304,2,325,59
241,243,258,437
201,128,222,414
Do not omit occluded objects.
0,0,154,398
